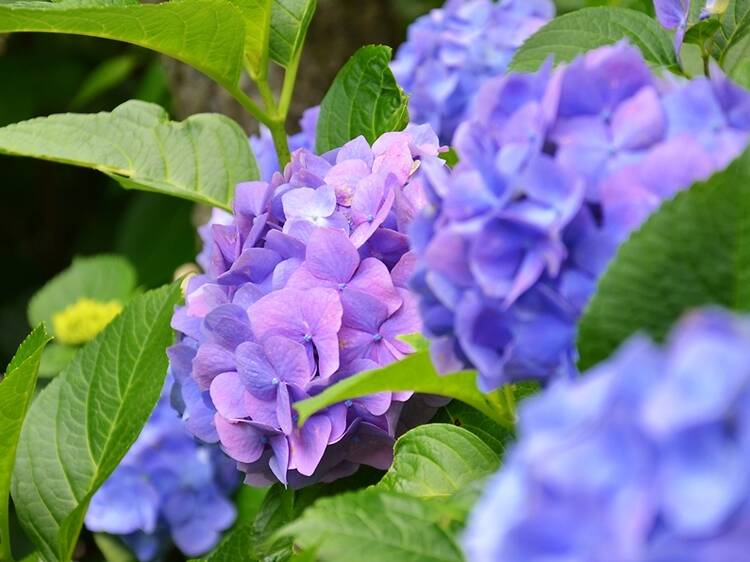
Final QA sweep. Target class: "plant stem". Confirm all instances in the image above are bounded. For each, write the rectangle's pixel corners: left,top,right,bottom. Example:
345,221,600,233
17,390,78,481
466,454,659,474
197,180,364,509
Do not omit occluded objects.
0,503,15,562
225,85,274,128
268,118,291,168
278,48,303,119
501,384,517,425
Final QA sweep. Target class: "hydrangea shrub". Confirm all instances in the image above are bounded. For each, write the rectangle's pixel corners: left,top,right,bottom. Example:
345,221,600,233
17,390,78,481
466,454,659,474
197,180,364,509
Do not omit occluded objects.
169,126,446,487
411,41,750,391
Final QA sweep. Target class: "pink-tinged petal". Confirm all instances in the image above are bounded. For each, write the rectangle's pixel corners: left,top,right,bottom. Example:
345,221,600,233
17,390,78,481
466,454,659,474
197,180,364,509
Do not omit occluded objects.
350,258,402,314
232,283,267,309
193,344,235,390
285,263,336,291
314,333,342,379
289,415,332,476
326,404,349,443
325,159,371,206
272,258,302,289
304,227,360,284
269,435,290,485
391,252,417,288
276,383,293,435
265,336,314,388
382,289,422,342
373,137,414,184
336,136,374,166
215,415,266,464
359,392,392,416
244,392,279,428
265,230,307,260
612,86,667,150
339,327,377,366
282,185,337,220
350,175,397,248
186,284,229,317
396,178,428,233
210,372,251,420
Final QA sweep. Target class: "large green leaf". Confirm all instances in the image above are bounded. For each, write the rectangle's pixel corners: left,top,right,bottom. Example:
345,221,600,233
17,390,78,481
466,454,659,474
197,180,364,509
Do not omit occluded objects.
379,424,499,498
0,100,258,210
12,284,181,562
432,402,513,455
269,0,316,68
228,0,272,76
190,524,254,562
509,7,679,73
27,255,136,336
316,44,409,153
577,147,750,370
0,0,249,88
711,0,750,63
0,326,52,562
294,351,513,427
281,489,464,562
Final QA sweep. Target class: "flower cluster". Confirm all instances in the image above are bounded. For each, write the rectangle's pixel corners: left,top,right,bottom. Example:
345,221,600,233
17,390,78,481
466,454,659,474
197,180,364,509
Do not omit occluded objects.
390,0,555,144
85,387,238,561
170,126,446,488
464,308,750,562
411,42,750,391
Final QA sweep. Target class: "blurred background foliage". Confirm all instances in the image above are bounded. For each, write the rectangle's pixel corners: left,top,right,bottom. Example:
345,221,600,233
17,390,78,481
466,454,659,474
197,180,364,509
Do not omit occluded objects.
0,0,653,368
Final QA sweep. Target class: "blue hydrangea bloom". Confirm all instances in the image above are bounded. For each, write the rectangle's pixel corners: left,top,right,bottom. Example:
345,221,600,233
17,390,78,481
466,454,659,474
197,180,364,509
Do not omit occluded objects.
390,0,555,144
170,127,448,488
410,42,750,391
85,385,239,561
464,308,750,562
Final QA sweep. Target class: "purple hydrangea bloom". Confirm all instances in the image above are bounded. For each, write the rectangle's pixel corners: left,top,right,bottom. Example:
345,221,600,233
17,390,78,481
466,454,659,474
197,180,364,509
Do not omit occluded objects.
85,386,238,561
411,42,750,391
171,126,447,488
464,308,750,562
390,0,555,144
655,0,691,56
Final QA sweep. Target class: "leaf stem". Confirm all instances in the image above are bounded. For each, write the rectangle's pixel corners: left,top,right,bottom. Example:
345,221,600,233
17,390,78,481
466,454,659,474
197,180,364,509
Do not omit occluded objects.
268,118,291,169
501,384,517,425
0,505,14,562
225,85,274,128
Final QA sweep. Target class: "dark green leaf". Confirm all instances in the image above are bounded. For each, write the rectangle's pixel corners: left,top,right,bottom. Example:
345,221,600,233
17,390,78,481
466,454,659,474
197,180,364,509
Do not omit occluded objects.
432,402,513,455
190,524,254,562
12,284,181,562
577,147,750,369
294,351,512,427
0,100,259,210
269,0,316,68
509,7,679,73
0,326,52,562
316,45,409,153
379,424,499,498
227,0,272,76
0,0,248,88
37,344,77,379
27,255,136,337
711,0,750,64
70,54,139,110
93,533,136,562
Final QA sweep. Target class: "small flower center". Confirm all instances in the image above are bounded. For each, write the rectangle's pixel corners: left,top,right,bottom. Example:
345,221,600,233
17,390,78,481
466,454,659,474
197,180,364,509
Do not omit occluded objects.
271,377,280,385
303,333,313,343
338,282,348,291
260,435,269,445
366,214,375,223
345,399,353,407
372,333,383,343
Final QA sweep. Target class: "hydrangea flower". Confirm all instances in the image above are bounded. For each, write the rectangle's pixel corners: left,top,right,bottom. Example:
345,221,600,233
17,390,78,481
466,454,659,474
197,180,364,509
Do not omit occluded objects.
411,42,750,391
654,0,691,56
170,125,447,488
464,308,750,562
85,386,239,561
390,0,555,144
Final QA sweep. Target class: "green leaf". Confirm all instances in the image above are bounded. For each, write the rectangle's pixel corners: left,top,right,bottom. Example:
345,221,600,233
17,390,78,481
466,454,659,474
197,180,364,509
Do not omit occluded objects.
190,524,254,562
93,534,136,562
227,0,272,76
577,147,750,370
0,100,259,210
70,53,139,110
379,424,499,498
0,0,247,89
316,44,409,153
294,351,512,427
711,0,750,64
509,7,679,73
38,344,77,379
11,284,182,562
281,489,464,562
432,402,513,455
269,0,316,68
27,255,136,337
0,326,52,562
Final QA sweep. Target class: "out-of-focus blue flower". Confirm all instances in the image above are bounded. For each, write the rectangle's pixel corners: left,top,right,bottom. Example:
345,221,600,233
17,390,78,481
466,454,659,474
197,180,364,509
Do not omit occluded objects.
655,0,691,56
171,126,448,488
85,385,239,561
411,42,750,391
391,0,555,144
464,308,750,562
